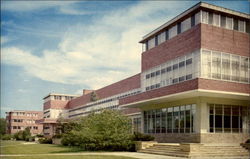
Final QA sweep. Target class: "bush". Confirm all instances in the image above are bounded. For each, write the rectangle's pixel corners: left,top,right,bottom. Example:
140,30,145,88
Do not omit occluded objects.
38,138,52,144
132,132,155,141
1,134,13,140
36,134,44,137
62,110,135,151
13,127,31,141
52,134,62,139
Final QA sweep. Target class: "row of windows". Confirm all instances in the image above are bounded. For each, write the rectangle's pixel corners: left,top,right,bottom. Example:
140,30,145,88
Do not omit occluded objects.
144,104,196,134
201,10,249,33
145,58,192,79
144,11,200,51
69,89,141,112
201,49,250,83
11,112,38,117
209,104,249,133
12,119,36,123
69,105,119,118
132,117,142,133
54,95,74,100
144,10,249,52
142,51,199,92
12,126,38,130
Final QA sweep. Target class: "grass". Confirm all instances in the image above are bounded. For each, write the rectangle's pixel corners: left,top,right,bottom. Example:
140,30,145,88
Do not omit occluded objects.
2,155,135,159
0,140,83,154
0,141,136,159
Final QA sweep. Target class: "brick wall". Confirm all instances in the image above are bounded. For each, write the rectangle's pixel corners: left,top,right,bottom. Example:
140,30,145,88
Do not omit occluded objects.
141,24,201,72
198,78,250,94
120,79,199,105
68,73,141,109
43,100,69,110
201,24,249,56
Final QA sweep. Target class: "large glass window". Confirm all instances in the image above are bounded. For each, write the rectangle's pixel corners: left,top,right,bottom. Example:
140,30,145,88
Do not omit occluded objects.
212,51,221,79
209,104,249,133
148,37,155,50
221,54,230,80
213,13,220,26
202,11,209,24
226,17,233,29
144,104,196,134
202,50,211,78
157,31,166,45
231,55,240,81
240,57,248,82
238,20,245,32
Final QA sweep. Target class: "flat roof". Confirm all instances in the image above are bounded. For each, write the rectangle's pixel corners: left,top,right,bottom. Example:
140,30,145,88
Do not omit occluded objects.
43,93,79,100
139,2,250,43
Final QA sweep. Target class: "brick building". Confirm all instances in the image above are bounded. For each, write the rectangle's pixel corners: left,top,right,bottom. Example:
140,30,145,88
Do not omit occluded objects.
6,110,43,135
41,2,250,145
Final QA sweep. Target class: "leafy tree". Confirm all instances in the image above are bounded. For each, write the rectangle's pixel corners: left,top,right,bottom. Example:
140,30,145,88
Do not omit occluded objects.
90,91,99,102
14,127,31,141
62,110,134,151
0,118,6,135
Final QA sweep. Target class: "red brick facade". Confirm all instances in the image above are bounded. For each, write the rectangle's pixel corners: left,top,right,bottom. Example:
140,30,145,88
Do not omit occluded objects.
201,24,249,57
141,24,201,72
68,73,141,109
43,100,69,110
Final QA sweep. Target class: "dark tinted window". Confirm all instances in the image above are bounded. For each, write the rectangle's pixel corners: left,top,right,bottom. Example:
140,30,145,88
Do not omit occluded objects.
173,78,178,83
208,12,213,24
151,72,155,77
167,66,172,72
150,85,155,89
191,14,195,27
155,83,160,88
165,30,169,40
221,15,226,28
177,22,181,34
156,70,160,76
186,74,192,80
146,74,150,79
186,58,192,65
179,61,185,68
146,87,150,91
246,20,250,34
173,64,178,70
161,68,166,74
145,41,148,51
179,76,185,82
155,35,158,46
233,19,238,30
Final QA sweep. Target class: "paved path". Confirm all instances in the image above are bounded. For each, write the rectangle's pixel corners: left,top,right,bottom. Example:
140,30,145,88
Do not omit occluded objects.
1,152,184,159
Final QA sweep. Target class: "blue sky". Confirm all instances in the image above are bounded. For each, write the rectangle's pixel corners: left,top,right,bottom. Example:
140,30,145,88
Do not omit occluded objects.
1,1,249,117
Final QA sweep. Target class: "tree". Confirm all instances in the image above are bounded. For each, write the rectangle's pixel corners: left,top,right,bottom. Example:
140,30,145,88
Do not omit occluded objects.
62,110,134,151
0,118,6,135
90,91,99,102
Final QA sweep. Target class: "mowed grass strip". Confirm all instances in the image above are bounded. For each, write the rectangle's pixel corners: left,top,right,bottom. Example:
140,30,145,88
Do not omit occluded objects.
2,155,136,159
1,140,82,154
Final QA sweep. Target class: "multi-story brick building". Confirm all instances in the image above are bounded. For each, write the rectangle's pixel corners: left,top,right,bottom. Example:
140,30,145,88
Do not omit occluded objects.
41,2,250,145
6,110,43,135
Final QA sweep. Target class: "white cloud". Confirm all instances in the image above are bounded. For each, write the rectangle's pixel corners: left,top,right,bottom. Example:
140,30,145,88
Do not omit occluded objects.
1,1,191,89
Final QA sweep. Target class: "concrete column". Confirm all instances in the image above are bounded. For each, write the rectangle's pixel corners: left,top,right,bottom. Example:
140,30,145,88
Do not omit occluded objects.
196,99,209,133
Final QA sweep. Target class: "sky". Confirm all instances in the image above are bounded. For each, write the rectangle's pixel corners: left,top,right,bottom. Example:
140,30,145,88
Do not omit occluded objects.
1,1,249,117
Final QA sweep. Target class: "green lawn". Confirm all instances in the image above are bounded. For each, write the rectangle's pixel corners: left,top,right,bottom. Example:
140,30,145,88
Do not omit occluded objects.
2,155,135,159
0,141,136,159
0,140,83,154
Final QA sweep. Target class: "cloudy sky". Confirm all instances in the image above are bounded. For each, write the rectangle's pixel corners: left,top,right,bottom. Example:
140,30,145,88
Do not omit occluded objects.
1,1,249,117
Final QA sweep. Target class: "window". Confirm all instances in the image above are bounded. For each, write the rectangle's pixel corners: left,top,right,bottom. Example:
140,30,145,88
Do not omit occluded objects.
212,51,221,79
202,10,209,24
179,61,185,68
208,12,213,24
167,107,173,133
157,31,166,45
221,54,230,80
173,78,178,84
213,13,220,26
165,30,169,40
161,108,166,133
156,70,160,76
233,19,238,30
161,68,166,74
177,22,181,34
221,15,226,28
150,72,155,78
167,66,172,72
186,74,192,80
148,37,155,50
191,14,195,27
209,104,249,133
169,25,177,39
231,55,240,81
238,20,245,32
173,64,178,70
246,21,250,33
179,76,185,82
186,58,192,65
181,17,191,33
202,50,212,78
240,57,248,82
195,11,201,25
146,74,150,79
226,17,233,29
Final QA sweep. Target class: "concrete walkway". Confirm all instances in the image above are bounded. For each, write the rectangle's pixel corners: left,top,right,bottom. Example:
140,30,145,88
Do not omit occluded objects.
0,152,184,159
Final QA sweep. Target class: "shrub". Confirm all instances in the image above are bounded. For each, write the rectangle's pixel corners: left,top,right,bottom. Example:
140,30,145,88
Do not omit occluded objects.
53,134,62,139
62,110,135,151
13,127,32,141
132,132,155,141
38,138,52,144
36,134,44,137
1,134,13,140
